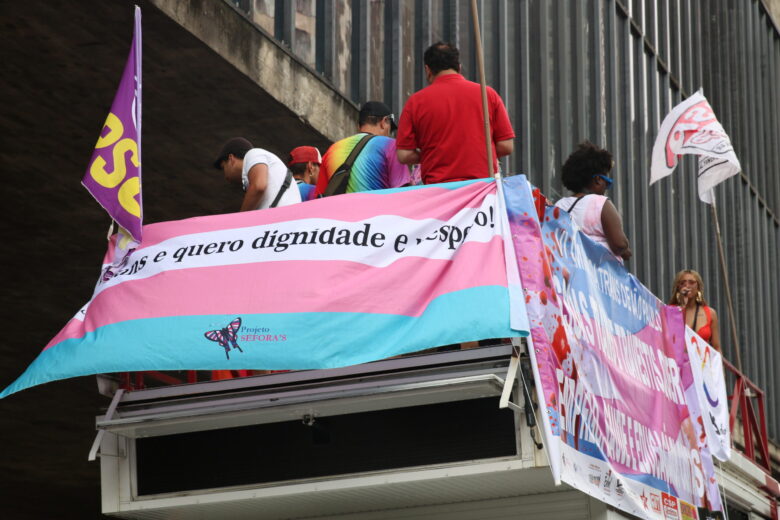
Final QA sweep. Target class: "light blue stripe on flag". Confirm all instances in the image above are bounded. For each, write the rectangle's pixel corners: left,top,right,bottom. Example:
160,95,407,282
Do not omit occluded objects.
1,286,528,398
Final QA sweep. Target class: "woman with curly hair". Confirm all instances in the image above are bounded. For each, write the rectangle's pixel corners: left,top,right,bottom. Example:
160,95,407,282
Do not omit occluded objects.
555,141,632,262
668,269,721,351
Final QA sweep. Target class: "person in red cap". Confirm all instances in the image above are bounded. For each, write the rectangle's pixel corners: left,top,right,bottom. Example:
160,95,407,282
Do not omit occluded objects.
314,101,412,197
396,42,514,183
288,146,321,201
213,137,301,211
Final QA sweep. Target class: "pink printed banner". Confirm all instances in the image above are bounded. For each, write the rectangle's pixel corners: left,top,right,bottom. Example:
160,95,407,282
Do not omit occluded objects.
1,180,529,398
503,175,724,520
82,6,143,241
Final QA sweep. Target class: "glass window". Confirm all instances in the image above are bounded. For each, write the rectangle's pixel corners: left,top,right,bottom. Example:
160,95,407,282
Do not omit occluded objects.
253,0,275,34
294,0,316,66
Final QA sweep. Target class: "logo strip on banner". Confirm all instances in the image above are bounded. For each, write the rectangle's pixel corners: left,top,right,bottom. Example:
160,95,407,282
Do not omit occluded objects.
1,180,529,398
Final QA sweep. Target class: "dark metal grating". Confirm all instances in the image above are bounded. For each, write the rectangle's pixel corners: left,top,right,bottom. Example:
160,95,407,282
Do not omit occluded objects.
136,396,517,495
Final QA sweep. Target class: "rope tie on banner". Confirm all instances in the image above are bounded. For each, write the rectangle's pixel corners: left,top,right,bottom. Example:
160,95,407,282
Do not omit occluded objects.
715,459,729,520
713,423,738,520
517,352,545,451
508,338,545,454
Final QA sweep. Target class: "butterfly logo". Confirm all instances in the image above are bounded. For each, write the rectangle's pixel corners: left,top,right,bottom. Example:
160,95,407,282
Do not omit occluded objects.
204,317,243,359
101,248,135,282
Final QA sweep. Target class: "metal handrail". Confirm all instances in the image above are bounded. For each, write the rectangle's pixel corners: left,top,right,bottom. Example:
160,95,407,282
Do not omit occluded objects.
723,358,771,474
119,370,199,390
115,351,775,478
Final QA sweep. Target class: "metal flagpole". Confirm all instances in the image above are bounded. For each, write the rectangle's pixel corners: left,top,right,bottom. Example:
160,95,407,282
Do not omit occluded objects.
469,0,497,180
459,0,499,352
469,4,549,467
709,194,744,373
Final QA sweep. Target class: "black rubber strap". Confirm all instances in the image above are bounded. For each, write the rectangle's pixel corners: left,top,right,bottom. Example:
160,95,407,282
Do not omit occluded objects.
567,194,588,213
322,134,375,197
269,170,293,208
341,134,374,172
691,302,700,332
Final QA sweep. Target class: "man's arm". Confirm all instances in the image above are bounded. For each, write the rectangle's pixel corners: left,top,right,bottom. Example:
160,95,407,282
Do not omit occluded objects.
489,88,515,158
495,139,514,157
397,148,421,165
240,163,269,211
395,100,419,166
384,142,414,188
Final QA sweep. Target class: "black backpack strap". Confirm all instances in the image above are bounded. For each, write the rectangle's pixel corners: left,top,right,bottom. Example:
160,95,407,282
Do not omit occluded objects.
322,134,375,197
566,194,588,213
341,134,374,175
269,170,294,208
691,302,701,332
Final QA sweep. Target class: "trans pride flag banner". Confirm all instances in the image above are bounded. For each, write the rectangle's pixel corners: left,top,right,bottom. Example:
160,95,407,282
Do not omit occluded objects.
504,176,724,520
1,180,528,398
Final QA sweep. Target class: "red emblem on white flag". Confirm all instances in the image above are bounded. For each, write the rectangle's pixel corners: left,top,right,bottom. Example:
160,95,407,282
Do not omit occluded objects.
651,90,740,204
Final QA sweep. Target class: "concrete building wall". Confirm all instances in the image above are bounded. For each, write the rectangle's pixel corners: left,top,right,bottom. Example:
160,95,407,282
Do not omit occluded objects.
150,0,357,144
766,0,780,27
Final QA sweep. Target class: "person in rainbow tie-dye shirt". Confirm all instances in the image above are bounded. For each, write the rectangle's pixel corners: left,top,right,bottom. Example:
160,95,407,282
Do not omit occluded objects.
314,101,412,197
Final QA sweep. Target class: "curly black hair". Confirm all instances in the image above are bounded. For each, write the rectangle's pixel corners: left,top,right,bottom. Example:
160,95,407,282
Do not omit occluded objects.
561,141,613,193
290,162,308,175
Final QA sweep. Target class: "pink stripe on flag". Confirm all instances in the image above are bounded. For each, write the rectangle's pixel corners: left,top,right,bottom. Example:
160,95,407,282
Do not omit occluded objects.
45,317,87,350
47,237,506,349
129,182,495,253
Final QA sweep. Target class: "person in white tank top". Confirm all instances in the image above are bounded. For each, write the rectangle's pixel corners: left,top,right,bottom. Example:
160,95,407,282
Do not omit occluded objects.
554,142,632,262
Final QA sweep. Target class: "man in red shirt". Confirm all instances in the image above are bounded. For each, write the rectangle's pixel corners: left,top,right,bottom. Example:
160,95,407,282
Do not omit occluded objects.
396,42,515,184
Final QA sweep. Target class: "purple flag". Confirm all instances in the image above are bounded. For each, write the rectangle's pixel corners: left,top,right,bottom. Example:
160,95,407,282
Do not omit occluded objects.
82,6,143,241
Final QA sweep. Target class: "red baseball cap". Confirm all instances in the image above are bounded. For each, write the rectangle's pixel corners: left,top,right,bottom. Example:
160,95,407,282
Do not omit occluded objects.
288,146,322,166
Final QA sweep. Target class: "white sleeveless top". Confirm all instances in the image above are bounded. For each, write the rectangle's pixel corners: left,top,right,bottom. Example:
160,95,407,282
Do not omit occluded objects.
555,194,619,260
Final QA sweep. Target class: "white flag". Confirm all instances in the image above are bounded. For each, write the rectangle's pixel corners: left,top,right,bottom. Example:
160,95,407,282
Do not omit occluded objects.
650,89,741,203
686,328,731,462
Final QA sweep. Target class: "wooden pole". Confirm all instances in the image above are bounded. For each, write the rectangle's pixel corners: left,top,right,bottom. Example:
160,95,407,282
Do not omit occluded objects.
469,0,497,180
709,195,744,373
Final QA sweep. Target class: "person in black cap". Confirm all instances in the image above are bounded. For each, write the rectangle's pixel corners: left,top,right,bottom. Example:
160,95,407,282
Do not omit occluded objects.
213,137,301,211
313,101,412,197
